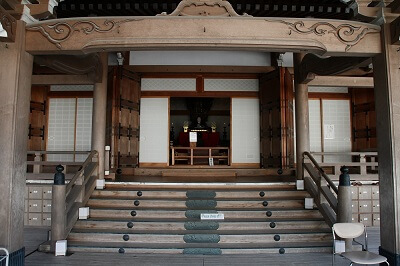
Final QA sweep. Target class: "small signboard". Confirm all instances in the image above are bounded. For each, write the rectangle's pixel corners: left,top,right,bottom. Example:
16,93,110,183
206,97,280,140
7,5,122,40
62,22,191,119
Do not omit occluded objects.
189,132,197,142
324,124,335,139
201,213,224,220
209,158,214,166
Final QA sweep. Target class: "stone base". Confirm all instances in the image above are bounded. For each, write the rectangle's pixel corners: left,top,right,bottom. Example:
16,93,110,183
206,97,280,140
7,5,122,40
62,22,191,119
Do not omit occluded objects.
0,247,24,266
380,246,400,266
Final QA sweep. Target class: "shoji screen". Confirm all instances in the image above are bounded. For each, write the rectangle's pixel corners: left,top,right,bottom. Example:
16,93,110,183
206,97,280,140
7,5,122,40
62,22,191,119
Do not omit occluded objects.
139,97,169,165
231,98,260,166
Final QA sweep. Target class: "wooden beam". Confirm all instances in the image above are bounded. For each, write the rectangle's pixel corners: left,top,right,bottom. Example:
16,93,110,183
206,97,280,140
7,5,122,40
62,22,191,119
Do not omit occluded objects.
297,53,371,84
132,65,275,74
31,74,95,85
25,17,381,56
308,76,374,88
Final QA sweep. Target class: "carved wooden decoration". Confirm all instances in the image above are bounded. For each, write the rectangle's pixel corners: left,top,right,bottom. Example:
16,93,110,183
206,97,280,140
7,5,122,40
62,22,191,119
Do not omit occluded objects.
161,0,246,17
27,19,140,49
25,17,381,55
271,20,380,52
0,5,17,42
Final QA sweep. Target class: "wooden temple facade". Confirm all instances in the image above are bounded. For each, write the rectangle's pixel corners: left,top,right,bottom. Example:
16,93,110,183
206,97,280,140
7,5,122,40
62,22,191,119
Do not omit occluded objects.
1,0,400,264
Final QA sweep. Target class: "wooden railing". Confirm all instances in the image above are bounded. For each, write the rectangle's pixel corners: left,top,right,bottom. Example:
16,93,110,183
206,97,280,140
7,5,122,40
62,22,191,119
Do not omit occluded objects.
51,150,99,248
303,152,339,227
310,152,378,181
170,147,230,166
27,150,90,180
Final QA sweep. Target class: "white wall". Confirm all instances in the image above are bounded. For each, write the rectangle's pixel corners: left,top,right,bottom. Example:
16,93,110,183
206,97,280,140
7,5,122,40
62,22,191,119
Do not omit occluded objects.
139,98,169,164
231,98,260,164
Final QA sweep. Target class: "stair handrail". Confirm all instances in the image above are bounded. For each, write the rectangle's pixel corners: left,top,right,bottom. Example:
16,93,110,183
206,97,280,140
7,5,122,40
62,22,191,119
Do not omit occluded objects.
51,150,99,252
304,152,338,194
26,150,91,178
309,151,378,181
303,151,339,226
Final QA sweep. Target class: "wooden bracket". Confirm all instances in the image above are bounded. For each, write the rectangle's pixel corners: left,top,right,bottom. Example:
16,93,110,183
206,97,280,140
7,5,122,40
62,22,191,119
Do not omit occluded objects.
296,54,371,84
389,0,400,14
0,5,17,42
34,54,102,82
390,16,400,45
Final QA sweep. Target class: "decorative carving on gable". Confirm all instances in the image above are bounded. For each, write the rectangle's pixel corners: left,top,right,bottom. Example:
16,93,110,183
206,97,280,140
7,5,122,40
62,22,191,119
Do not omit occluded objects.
159,0,249,17
26,19,140,49
0,5,17,42
270,20,380,52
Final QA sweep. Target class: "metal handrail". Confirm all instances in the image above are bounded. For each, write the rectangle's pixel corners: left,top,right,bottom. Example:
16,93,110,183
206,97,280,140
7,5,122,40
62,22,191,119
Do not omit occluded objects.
0,248,9,266
304,151,338,194
27,151,90,155
310,152,377,156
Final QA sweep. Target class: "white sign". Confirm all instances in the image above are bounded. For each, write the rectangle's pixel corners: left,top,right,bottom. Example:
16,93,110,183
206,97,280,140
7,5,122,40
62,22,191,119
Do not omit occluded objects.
209,158,214,166
324,124,335,139
201,213,224,220
189,132,197,142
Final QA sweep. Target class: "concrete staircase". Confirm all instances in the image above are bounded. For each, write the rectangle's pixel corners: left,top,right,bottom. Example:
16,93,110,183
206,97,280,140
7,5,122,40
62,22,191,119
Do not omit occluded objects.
67,182,332,254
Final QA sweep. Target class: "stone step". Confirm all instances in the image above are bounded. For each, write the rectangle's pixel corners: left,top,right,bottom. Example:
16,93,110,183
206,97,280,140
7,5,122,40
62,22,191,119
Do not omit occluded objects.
88,209,324,221
86,199,305,210
104,182,296,191
67,246,332,255
72,220,330,234
67,240,332,250
67,232,332,244
90,190,310,200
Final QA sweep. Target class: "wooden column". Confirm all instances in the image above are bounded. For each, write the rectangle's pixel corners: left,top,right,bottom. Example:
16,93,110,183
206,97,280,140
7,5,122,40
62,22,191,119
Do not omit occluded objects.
92,53,108,179
0,21,33,262
373,22,400,265
294,53,310,180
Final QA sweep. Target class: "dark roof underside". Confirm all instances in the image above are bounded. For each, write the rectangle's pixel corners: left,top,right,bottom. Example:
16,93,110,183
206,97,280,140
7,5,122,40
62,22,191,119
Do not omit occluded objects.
55,0,354,20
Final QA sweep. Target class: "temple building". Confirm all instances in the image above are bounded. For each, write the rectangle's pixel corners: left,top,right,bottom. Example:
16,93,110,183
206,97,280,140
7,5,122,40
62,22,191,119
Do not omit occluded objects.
1,0,400,265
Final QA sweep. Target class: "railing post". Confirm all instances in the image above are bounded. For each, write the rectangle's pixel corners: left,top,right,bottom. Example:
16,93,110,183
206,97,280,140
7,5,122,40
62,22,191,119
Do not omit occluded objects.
337,166,352,251
51,165,66,252
360,154,367,175
33,152,42,174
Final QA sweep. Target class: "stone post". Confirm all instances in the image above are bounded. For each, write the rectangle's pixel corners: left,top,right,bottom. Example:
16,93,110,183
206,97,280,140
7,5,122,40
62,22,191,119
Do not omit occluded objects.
92,53,108,179
337,166,352,251
293,53,310,180
51,165,66,251
0,21,33,264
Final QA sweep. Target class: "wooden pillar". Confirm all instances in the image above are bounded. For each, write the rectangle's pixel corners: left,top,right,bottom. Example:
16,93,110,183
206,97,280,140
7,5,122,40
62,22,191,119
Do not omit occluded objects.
293,53,310,180
92,53,108,179
0,21,33,262
373,22,400,266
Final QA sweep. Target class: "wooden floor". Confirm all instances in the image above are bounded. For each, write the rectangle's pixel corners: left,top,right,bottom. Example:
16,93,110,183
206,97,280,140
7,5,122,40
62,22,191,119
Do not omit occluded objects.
24,227,381,266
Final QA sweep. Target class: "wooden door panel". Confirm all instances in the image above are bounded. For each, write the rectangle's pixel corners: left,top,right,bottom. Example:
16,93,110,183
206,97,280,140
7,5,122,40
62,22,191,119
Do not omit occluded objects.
260,68,294,168
351,88,376,151
111,67,141,169
29,86,48,151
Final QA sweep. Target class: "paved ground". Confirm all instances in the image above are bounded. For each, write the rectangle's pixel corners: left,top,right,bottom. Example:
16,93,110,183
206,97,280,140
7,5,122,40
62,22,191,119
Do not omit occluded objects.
23,227,381,266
